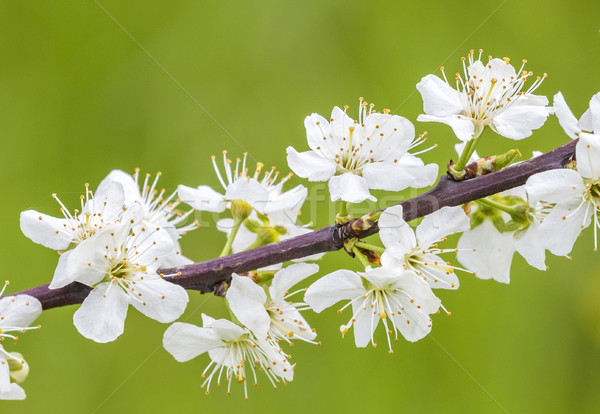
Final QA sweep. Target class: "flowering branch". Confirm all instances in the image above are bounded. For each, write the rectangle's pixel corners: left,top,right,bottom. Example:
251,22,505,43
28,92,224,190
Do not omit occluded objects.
17,138,577,310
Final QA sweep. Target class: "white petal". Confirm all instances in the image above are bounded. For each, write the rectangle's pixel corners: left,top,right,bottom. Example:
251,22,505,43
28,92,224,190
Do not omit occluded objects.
0,384,26,400
305,270,365,313
588,92,600,132
416,206,470,246
206,317,247,341
177,185,226,213
225,178,270,213
513,222,546,270
65,225,124,286
576,132,600,179
540,202,592,256
416,74,463,117
49,251,76,289
73,283,130,343
457,221,515,283
378,205,416,255
286,147,336,181
19,210,73,250
417,114,475,141
553,92,581,139
362,155,438,192
130,277,189,323
351,300,377,348
264,184,307,226
330,106,356,140
131,226,175,272
328,173,375,203
0,294,42,327
525,169,585,205
269,263,319,300
84,180,126,223
392,304,432,342
96,169,140,206
492,104,552,140
363,113,414,160
226,274,270,339
304,113,333,154
0,353,10,394
163,322,221,362
417,253,460,290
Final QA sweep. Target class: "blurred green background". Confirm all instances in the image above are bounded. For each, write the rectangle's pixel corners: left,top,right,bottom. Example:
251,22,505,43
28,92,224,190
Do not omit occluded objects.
1,0,600,412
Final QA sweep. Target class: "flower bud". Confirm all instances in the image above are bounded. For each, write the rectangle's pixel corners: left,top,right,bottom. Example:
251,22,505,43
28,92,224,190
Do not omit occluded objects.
7,352,29,384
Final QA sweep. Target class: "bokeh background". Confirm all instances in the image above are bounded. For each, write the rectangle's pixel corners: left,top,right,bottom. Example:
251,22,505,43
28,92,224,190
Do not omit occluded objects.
2,0,600,412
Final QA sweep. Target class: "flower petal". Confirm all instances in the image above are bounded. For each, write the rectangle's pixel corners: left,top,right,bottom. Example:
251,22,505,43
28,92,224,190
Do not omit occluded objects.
286,147,336,182
540,202,592,256
416,206,470,246
328,173,375,203
19,210,73,251
351,300,377,348
417,114,475,141
225,178,270,213
305,270,364,313
304,113,333,155
362,155,438,192
513,222,546,270
576,132,600,179
492,102,552,140
0,294,42,327
163,322,221,362
226,274,270,339
457,221,515,283
363,113,414,160
177,184,227,213
416,74,463,117
378,205,416,256
269,263,319,300
525,169,585,205
73,283,130,343
553,92,581,139
130,277,189,323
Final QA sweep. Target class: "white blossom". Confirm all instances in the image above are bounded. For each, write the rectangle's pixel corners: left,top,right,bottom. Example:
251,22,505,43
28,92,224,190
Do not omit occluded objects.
20,178,128,289
163,314,293,398
305,266,440,352
457,187,547,283
0,283,42,400
417,50,552,141
286,99,438,203
525,132,600,255
96,169,198,267
67,220,189,343
178,152,303,215
379,205,470,289
227,263,318,343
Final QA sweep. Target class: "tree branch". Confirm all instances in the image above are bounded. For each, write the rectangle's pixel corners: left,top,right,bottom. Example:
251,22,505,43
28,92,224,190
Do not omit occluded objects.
17,139,577,310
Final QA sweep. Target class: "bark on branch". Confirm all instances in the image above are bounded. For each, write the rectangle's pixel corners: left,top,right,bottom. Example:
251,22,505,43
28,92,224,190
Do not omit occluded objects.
17,139,577,310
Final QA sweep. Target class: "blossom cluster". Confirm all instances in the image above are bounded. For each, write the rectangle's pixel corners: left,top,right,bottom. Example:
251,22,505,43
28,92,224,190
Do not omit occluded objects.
8,49,600,400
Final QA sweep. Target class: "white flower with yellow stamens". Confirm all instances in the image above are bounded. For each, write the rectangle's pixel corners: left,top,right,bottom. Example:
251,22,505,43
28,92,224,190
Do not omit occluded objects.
417,49,552,141
163,314,293,399
379,205,471,290
0,282,42,400
226,263,319,344
95,169,198,267
305,266,440,352
20,177,129,289
286,99,438,203
67,220,188,343
525,132,600,256
178,151,277,214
